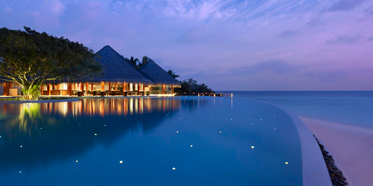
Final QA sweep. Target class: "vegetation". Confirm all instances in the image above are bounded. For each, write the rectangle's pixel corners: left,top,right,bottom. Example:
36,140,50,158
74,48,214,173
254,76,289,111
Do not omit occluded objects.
124,56,151,69
167,70,214,95
167,70,179,79
0,27,102,100
0,97,77,101
175,78,214,95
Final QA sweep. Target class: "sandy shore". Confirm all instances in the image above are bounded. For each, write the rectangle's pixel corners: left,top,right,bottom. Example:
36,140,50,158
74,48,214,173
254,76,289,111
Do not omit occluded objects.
299,117,373,186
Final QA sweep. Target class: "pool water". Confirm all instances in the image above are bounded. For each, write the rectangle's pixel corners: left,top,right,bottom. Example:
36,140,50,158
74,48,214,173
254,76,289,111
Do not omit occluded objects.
0,97,302,186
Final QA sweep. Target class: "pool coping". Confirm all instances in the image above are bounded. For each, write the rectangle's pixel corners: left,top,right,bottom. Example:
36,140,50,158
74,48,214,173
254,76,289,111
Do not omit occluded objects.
0,98,80,104
233,97,332,186
285,109,332,186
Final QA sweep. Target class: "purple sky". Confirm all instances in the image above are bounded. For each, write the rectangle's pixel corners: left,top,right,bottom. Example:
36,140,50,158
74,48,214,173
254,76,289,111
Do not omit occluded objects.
1,0,372,90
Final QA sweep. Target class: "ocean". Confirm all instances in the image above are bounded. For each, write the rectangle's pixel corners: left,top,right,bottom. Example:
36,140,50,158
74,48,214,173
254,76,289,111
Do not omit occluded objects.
220,91,373,129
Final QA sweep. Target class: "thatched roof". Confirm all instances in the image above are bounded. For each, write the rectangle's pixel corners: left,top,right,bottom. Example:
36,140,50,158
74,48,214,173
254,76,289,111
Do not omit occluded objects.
93,45,153,84
140,60,180,85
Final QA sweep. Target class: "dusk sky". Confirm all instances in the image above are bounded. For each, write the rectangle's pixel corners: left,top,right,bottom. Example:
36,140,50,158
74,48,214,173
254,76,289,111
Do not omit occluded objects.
1,0,372,91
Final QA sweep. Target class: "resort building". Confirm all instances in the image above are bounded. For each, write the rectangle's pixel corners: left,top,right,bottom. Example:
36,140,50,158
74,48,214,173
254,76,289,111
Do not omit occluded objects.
0,45,180,97
140,60,181,96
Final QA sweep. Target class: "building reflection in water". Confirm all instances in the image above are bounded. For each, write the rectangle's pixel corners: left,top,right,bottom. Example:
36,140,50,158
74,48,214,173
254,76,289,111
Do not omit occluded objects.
0,97,183,170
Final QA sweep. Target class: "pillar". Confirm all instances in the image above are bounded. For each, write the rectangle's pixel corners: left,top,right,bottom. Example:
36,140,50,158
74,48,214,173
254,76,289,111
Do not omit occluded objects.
162,84,165,94
47,83,51,95
91,82,93,91
101,81,104,91
172,85,174,94
123,82,127,92
68,83,72,96
80,82,83,92
3,82,8,96
85,82,89,96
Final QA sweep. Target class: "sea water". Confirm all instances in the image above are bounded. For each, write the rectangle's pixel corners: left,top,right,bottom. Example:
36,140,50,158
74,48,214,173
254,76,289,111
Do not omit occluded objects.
221,91,373,129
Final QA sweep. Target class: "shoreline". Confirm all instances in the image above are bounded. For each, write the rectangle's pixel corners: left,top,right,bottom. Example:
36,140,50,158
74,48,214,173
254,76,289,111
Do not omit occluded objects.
299,116,373,186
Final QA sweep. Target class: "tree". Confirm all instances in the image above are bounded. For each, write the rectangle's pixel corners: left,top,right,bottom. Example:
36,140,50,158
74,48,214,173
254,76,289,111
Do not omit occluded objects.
0,27,102,100
175,78,214,95
126,56,151,69
167,70,179,79
124,56,140,67
137,56,150,69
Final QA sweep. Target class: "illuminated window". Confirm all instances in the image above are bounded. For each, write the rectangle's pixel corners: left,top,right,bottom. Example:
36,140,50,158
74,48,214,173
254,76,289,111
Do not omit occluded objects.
130,83,133,91
61,83,67,90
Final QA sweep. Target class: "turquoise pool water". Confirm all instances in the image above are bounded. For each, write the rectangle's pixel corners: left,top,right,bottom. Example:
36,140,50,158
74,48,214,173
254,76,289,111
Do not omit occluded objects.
0,97,302,186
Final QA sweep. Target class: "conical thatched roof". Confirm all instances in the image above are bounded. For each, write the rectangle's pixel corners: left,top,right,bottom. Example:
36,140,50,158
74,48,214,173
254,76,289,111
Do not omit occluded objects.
93,45,153,83
140,60,180,85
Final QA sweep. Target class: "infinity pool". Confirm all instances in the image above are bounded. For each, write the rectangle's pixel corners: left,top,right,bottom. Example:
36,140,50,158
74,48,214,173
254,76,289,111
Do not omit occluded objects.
0,97,302,186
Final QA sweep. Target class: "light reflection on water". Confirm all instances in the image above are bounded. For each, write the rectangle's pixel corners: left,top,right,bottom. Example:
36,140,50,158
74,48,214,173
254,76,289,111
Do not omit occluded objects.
0,97,302,186
0,98,181,169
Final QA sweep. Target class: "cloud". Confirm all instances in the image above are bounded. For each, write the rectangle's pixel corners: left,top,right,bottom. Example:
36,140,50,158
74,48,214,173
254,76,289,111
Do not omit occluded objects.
364,6,373,16
235,60,301,75
325,36,362,45
328,0,366,11
175,25,232,43
278,30,301,38
305,70,347,82
306,18,324,27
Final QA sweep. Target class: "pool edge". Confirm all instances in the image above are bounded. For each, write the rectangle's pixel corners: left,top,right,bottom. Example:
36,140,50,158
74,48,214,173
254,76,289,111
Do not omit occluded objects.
0,98,79,104
231,97,332,186
282,109,332,186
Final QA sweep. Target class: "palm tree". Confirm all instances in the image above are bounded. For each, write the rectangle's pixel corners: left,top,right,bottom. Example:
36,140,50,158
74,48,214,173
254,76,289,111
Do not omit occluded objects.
124,56,140,67
167,70,179,79
138,56,150,68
